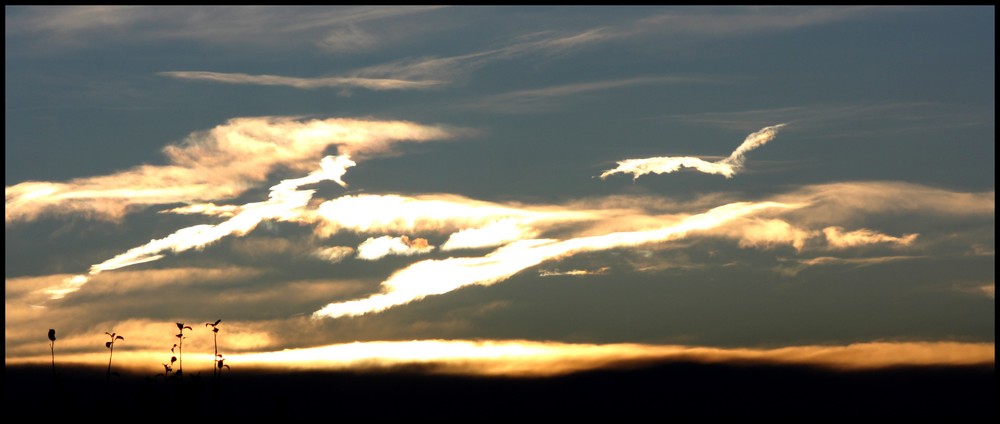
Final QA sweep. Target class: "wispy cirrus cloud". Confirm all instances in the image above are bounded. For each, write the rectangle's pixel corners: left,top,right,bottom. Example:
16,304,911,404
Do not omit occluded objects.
635,6,884,38
5,117,458,223
6,6,446,51
310,178,992,319
313,200,799,318
159,71,445,91
351,28,615,83
539,267,611,277
600,124,786,180
775,255,925,276
666,102,989,136
706,217,816,251
976,283,994,299
822,226,918,249
774,181,995,226
464,76,710,113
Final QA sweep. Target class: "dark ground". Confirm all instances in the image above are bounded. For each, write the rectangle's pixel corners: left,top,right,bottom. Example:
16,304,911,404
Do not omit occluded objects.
5,361,995,419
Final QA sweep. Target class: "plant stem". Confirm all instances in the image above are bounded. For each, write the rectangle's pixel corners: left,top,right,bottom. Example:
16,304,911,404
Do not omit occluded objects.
213,332,218,378
106,342,114,382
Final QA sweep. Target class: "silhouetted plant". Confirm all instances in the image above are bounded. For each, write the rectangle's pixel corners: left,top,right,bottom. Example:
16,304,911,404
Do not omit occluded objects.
205,319,221,378
48,328,57,377
155,344,180,381
216,354,231,380
175,323,193,375
105,332,124,381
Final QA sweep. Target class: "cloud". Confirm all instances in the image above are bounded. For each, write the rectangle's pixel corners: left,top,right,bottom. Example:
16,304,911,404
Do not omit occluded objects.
968,244,994,257
665,102,989,137
539,267,611,277
636,6,885,38
160,203,240,217
950,282,995,299
311,193,592,240
822,226,918,249
352,28,615,83
316,24,376,53
357,236,434,261
314,200,799,318
441,219,536,251
43,155,355,299
230,340,997,375
159,71,443,91
465,76,710,113
600,124,785,180
6,117,457,223
7,6,445,50
978,284,995,299
775,255,924,276
707,217,816,251
775,182,995,226
310,179,991,319
313,246,355,263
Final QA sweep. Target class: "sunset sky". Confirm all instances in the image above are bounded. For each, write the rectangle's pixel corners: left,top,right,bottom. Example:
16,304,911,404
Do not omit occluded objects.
5,6,994,374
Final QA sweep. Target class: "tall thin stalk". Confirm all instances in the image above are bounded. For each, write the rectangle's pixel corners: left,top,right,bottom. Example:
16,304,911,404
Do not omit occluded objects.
48,329,56,378
205,319,221,378
175,323,192,375
105,332,124,382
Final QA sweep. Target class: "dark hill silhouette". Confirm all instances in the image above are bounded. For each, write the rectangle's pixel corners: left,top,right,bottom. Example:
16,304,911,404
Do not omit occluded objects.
5,360,994,419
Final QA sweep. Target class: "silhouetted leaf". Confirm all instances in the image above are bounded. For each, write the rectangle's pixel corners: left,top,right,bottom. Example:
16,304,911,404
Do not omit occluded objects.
213,328,219,333
176,333,183,338
171,356,177,364
116,336,124,341
106,342,112,348
48,329,56,342
223,365,230,370
184,326,192,331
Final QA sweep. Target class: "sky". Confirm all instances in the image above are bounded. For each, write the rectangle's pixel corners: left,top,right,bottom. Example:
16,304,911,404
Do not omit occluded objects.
5,6,994,375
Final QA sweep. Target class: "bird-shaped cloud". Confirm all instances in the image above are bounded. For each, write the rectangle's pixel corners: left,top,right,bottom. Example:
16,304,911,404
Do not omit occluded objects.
600,124,786,180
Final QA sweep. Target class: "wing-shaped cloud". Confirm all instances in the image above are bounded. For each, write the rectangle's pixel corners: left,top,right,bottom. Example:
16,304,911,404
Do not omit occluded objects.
6,117,457,223
44,155,356,299
600,124,785,180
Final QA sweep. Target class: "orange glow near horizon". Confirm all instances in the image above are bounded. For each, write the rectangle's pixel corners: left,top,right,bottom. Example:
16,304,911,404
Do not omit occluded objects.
7,340,993,377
